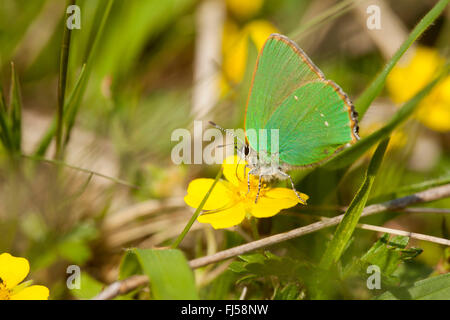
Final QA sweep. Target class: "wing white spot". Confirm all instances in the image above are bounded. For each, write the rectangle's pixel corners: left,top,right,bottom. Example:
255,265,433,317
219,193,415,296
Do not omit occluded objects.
325,121,329,127
294,95,298,101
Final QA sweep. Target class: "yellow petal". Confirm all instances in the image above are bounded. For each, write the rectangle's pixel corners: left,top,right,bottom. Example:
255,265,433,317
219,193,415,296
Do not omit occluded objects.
251,188,308,218
265,188,308,203
184,178,232,210
0,253,30,289
10,285,49,300
223,155,248,186
197,203,246,229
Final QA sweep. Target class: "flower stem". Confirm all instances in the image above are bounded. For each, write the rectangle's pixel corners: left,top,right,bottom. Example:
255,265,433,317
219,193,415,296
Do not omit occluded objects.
171,169,223,249
250,217,260,240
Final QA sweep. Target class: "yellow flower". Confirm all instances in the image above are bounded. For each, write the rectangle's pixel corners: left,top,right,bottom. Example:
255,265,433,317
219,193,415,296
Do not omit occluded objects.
0,253,49,300
221,19,279,95
226,0,264,19
184,156,308,229
386,46,450,132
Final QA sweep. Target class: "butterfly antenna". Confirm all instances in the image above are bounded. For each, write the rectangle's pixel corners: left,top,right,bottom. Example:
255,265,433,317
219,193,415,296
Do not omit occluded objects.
208,121,245,146
215,142,237,149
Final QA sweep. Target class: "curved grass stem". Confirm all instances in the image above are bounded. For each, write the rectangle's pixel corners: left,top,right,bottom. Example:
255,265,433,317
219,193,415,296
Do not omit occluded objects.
171,169,223,249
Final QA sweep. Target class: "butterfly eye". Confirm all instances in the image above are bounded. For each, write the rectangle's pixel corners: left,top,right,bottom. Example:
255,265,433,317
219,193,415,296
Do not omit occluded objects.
244,145,250,156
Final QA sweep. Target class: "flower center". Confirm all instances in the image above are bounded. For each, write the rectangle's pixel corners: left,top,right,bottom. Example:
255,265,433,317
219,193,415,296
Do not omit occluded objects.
234,177,268,212
0,278,11,300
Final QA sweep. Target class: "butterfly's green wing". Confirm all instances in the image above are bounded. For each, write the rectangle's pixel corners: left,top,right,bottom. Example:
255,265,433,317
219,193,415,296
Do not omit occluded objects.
245,34,358,166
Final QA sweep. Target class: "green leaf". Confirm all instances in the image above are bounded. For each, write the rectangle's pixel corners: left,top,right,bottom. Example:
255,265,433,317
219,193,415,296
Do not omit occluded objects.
119,248,199,300
200,270,238,300
355,0,450,119
57,240,92,265
319,138,390,270
376,273,450,300
70,272,104,300
229,251,311,282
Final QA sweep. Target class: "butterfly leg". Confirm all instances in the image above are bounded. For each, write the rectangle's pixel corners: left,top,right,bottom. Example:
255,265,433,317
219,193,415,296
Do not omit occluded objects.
246,167,255,195
255,174,263,204
278,171,306,203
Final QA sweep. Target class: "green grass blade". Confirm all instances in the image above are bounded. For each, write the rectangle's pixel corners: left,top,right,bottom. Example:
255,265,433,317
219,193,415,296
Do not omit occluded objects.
62,64,87,149
171,169,223,249
36,1,113,158
0,85,12,151
0,81,6,112
289,0,355,41
34,64,87,157
324,68,448,170
319,138,390,271
120,248,199,300
55,0,76,159
8,62,22,154
369,174,450,203
355,0,449,119
61,0,114,149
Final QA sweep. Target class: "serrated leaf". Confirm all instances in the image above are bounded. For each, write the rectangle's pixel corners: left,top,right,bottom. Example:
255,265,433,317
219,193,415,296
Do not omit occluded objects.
229,251,311,282
360,234,421,279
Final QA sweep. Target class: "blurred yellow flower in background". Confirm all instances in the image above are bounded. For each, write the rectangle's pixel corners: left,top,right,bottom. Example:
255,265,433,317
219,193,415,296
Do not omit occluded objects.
221,20,278,95
221,0,278,96
226,0,264,19
387,46,450,132
0,253,49,300
184,156,308,229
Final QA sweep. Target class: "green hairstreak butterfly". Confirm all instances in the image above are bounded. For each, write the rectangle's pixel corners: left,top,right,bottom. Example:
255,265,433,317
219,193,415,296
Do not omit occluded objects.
211,33,359,202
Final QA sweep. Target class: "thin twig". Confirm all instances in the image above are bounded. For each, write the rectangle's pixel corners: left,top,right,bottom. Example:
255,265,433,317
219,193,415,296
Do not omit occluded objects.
394,207,450,214
92,275,148,300
22,154,139,189
93,184,450,299
295,211,449,245
357,223,450,246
